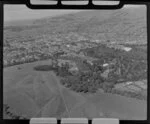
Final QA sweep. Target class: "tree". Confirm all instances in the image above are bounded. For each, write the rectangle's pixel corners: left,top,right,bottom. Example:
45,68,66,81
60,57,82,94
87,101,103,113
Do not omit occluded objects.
64,62,70,71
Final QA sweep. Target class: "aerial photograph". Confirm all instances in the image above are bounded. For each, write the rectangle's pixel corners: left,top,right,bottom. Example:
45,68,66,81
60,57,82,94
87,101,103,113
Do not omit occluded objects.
3,5,147,120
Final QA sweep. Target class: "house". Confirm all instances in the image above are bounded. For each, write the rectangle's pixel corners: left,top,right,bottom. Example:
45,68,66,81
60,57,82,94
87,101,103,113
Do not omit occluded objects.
123,47,132,52
69,66,79,72
86,60,93,65
102,63,109,67
68,62,79,74
114,83,127,89
126,85,141,92
66,44,70,48
126,81,133,85
101,69,110,79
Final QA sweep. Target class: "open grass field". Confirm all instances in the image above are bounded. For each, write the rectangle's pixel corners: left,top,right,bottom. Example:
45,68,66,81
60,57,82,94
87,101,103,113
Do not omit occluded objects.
3,60,147,120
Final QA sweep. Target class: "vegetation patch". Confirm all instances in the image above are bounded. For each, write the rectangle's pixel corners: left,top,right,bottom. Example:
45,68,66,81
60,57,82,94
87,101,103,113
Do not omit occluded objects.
3,104,27,119
54,45,147,100
33,65,56,71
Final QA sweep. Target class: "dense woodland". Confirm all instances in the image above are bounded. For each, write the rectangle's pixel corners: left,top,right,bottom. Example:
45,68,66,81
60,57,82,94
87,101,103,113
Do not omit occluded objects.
32,43,147,95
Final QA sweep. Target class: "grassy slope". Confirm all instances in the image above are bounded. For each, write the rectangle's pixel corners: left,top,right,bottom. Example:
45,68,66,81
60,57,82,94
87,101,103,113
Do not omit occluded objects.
3,61,147,120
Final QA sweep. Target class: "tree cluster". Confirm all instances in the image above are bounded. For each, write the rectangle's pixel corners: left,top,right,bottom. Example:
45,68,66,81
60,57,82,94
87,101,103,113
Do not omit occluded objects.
3,104,27,119
60,65,107,93
55,62,72,77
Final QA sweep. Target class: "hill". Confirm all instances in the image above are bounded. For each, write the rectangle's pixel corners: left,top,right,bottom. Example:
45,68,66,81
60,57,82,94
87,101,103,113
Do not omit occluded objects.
4,6,147,45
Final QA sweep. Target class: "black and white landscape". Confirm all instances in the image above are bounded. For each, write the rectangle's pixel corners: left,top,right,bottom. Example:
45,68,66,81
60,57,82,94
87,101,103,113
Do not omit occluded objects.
3,5,147,120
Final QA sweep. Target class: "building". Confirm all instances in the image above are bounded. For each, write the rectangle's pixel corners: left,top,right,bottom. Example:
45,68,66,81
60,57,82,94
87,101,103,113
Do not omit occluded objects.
69,66,79,72
123,47,132,52
102,63,109,67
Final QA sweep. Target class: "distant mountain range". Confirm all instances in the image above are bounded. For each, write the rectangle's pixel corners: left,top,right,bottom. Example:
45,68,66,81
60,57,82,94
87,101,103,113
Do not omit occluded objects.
4,6,147,44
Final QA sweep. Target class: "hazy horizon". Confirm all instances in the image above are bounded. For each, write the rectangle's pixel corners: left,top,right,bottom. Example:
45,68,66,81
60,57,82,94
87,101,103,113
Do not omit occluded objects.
4,4,145,23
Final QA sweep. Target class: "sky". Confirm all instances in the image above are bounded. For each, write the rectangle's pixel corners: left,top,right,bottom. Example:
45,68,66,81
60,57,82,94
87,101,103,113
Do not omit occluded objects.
4,4,145,22
4,5,81,22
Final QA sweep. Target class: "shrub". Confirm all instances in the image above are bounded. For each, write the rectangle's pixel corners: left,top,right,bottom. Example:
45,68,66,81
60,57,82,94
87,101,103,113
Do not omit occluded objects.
33,65,55,71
